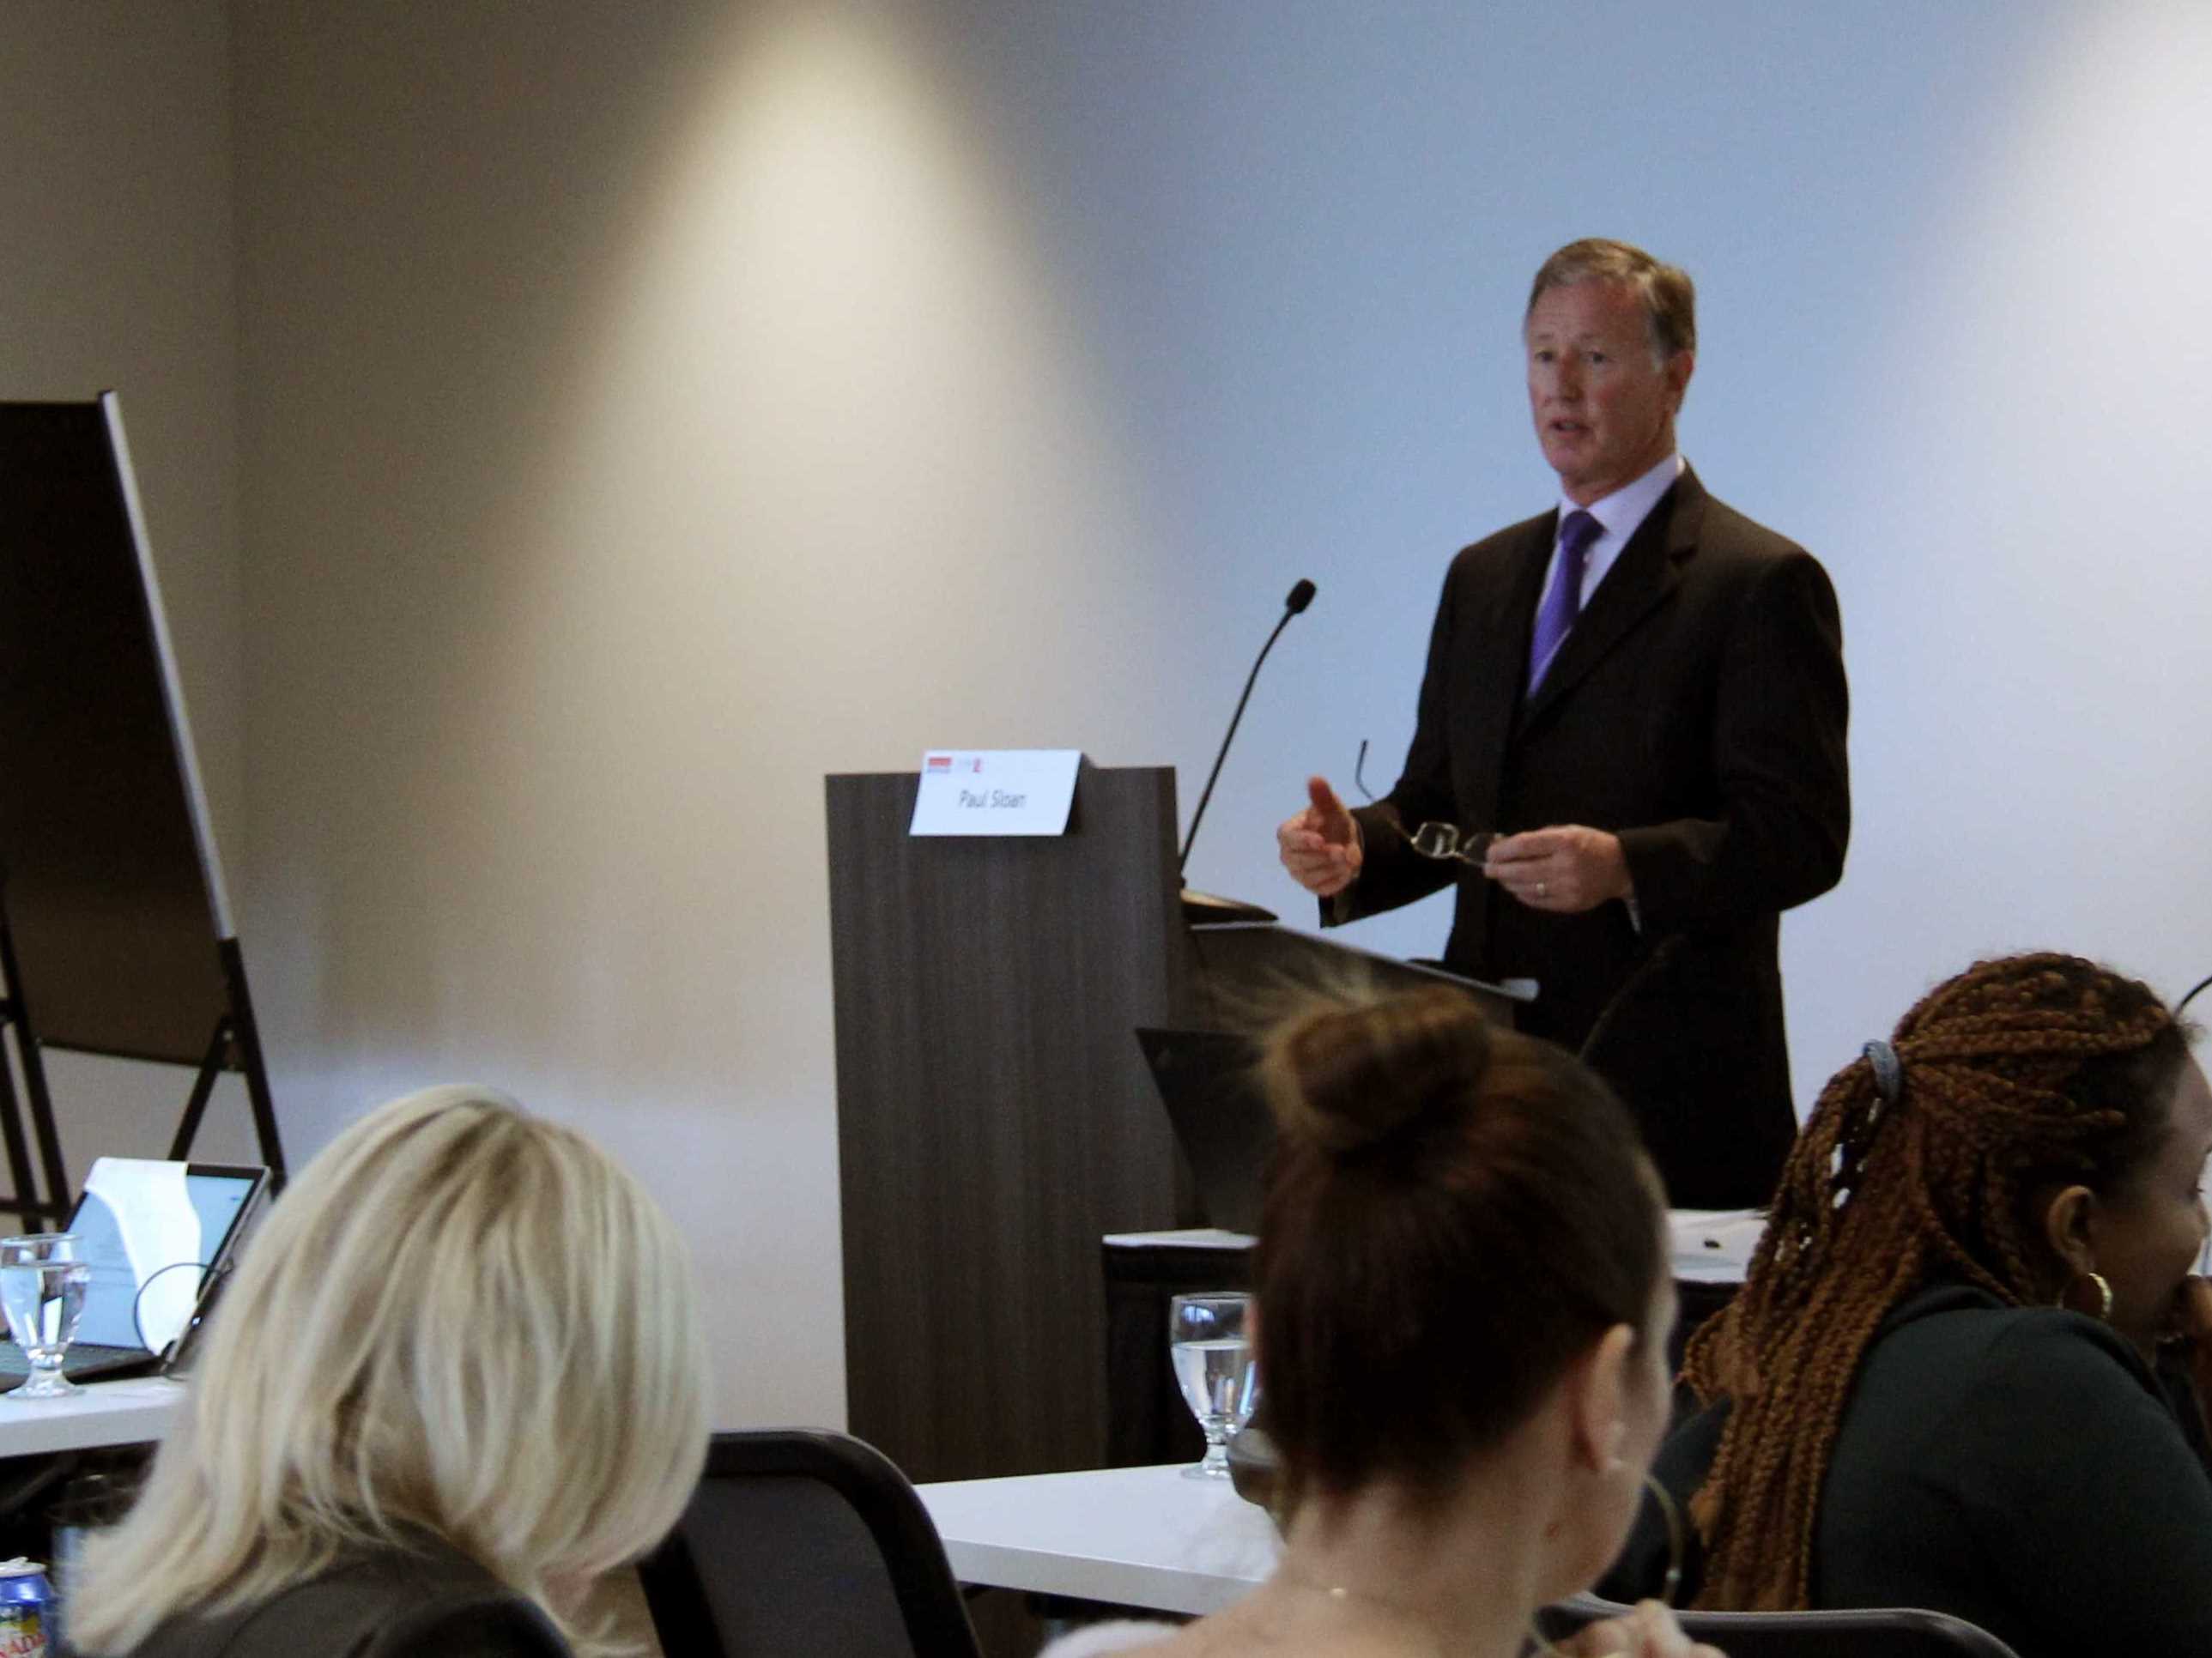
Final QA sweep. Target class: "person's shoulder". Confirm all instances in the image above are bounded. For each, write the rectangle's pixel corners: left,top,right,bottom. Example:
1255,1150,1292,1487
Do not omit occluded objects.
142,1541,568,1658
1670,475,1816,567
1449,508,1555,570
327,1544,567,1658
1039,1619,1184,1657
1976,1304,2160,1389
1869,1285,2159,1406
373,1594,569,1658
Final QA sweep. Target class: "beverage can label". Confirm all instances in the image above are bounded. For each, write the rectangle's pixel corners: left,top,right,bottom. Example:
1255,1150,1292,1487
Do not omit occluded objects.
0,1556,51,1658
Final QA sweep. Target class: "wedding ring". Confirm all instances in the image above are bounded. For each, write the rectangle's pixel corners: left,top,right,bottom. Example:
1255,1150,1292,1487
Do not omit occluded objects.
1538,880,1549,899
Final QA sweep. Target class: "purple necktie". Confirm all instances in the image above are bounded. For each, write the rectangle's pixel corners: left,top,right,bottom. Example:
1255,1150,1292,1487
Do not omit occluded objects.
1525,508,1602,695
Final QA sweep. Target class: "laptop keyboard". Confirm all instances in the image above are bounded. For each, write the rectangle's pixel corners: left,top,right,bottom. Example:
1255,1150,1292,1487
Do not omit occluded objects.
0,1340,150,1382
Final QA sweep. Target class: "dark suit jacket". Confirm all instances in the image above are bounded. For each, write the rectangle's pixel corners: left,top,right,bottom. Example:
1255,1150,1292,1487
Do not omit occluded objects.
1332,467,1848,1207
120,1539,570,1658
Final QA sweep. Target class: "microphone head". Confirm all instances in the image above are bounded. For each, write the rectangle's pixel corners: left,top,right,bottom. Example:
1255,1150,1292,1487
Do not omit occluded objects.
1286,578,1317,614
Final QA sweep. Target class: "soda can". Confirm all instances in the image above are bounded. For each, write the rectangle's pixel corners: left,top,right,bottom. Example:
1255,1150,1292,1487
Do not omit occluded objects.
0,1557,52,1657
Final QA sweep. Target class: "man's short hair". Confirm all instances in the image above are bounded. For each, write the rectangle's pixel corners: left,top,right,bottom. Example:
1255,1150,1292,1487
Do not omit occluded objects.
1526,238,1696,362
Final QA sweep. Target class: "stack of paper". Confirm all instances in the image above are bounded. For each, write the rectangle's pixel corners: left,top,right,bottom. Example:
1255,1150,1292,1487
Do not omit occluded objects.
1668,1208,1766,1284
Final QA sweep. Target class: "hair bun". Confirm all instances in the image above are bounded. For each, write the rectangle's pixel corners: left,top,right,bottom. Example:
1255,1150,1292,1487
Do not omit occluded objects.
1259,987,1494,1154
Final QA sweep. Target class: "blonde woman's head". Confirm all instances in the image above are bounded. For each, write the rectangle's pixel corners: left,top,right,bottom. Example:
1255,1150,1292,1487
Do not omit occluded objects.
76,1086,708,1655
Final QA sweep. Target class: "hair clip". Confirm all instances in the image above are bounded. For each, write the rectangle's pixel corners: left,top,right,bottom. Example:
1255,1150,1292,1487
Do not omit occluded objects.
1863,1039,1902,1105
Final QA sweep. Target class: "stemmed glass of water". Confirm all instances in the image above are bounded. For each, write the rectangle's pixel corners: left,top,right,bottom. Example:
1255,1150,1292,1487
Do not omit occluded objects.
1169,1292,1258,1479
0,1233,92,1399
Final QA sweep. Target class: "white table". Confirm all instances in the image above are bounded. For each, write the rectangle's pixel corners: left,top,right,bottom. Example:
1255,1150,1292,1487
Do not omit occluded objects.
915,1462,1279,1616
1108,1212,1761,1281
1669,1209,1763,1285
954,1217,1760,1617
1100,1228,1255,1252
0,1377,185,1459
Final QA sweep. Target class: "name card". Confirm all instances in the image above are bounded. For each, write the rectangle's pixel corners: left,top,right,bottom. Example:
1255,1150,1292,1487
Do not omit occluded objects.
910,750,1081,837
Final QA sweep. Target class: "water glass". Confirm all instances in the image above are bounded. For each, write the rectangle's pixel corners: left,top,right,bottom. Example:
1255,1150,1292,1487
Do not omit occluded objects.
1,1233,92,1399
1168,1292,1257,1479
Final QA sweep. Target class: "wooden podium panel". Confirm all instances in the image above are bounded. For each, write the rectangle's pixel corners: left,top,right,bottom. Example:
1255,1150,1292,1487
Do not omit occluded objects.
827,765,1192,1485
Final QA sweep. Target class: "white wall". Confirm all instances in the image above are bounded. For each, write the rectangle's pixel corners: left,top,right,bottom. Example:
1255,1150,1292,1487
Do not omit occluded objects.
0,2,262,1179
926,0,2212,1077
14,1,2202,1425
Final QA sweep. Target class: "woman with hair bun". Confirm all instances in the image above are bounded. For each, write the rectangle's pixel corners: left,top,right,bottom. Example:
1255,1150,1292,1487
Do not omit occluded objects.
1605,953,2212,1658
1047,986,1716,1658
71,1086,709,1658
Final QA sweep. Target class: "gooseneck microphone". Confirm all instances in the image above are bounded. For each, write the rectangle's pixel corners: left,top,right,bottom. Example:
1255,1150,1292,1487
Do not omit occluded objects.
1578,933,1687,1070
1178,579,1318,875
2178,972,2212,1018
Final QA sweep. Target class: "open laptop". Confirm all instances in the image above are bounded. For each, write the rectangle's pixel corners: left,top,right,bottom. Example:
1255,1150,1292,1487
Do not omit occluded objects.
0,1158,267,1385
1136,1028,1273,1236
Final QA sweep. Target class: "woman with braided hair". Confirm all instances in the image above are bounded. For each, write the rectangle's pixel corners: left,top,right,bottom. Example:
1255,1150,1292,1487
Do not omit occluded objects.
1601,953,2212,1657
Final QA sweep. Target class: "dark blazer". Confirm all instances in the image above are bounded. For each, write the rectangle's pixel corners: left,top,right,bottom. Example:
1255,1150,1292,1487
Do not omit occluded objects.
1603,1283,2212,1658
118,1539,569,1658
1333,467,1849,1207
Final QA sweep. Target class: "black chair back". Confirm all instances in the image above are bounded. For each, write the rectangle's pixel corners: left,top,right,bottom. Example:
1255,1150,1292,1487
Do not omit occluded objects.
1540,1594,2022,1658
638,1428,983,1658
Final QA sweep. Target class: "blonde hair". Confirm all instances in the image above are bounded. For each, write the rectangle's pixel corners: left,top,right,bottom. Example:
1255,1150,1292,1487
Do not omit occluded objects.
74,1086,709,1656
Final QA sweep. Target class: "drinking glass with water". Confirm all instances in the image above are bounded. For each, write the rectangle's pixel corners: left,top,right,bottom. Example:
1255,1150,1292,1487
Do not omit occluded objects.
1,1232,92,1399
1168,1292,1258,1479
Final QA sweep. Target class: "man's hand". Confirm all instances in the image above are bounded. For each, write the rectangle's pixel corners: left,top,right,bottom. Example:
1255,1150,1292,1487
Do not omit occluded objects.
1556,1601,1724,1658
1485,825,1632,913
1276,776,1363,898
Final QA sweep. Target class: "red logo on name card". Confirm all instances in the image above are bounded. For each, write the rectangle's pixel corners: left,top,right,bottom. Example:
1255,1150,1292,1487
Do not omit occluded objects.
926,755,952,772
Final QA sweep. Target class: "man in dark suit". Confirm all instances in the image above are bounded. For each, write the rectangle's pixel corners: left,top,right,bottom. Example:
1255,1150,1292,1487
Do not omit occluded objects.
1277,239,1849,1207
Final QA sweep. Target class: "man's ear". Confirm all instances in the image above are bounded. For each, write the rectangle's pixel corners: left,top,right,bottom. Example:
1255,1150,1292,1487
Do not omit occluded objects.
2042,1183,2099,1275
1665,348,1695,411
1563,1322,1636,1473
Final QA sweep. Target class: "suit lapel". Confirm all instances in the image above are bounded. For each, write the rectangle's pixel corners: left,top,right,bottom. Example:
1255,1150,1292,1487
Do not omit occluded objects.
1515,468,1706,734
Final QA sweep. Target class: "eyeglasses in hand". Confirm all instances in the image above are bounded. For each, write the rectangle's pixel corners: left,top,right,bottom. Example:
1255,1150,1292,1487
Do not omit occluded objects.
1353,740,1497,868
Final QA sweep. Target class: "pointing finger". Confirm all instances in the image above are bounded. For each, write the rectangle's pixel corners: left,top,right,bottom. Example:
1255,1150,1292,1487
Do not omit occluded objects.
1305,777,1354,842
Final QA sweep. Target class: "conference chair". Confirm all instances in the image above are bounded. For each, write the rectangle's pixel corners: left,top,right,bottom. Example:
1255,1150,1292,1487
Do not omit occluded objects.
1539,1594,2022,1657
637,1427,984,1658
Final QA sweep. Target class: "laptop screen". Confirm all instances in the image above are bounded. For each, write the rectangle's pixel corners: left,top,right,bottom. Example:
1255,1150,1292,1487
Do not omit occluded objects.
66,1159,264,1352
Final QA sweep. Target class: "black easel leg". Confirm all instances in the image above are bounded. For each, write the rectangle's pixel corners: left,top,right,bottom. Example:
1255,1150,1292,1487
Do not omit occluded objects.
0,905,69,1220
0,1018,45,1229
163,945,287,1189
167,1021,230,1162
17,1034,69,1220
217,940,286,1189
240,1057,287,1193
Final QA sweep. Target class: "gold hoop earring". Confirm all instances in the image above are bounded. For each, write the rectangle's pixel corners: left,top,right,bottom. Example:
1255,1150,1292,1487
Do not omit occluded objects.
2056,1271,2113,1321
1524,1472,1685,1656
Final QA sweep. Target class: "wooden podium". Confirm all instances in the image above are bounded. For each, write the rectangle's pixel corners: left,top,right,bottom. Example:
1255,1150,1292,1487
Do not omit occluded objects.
826,763,1512,1485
